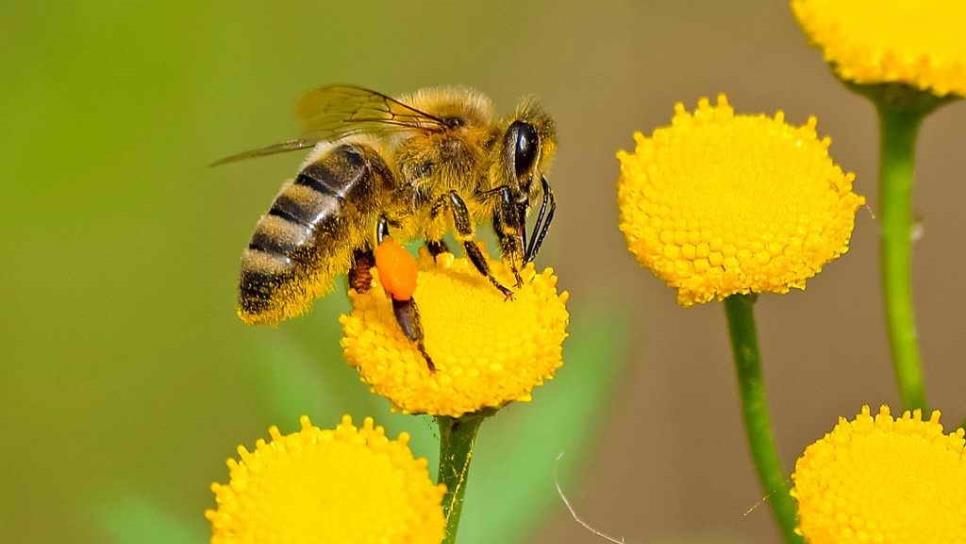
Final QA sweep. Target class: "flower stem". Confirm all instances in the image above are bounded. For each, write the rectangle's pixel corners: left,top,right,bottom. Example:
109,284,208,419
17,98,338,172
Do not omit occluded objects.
437,412,487,544
877,104,929,412
723,294,802,544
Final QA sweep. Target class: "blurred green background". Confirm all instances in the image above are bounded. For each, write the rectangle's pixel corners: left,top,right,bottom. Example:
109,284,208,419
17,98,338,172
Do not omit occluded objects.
3,1,965,543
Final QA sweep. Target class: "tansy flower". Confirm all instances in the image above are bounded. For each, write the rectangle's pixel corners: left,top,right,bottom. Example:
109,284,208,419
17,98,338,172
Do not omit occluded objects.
792,405,966,544
617,95,864,306
792,0,966,97
340,251,569,417
206,415,445,544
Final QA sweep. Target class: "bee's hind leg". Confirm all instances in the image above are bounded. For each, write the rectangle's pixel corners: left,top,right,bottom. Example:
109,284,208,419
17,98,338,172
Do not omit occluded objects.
392,298,435,372
373,214,435,372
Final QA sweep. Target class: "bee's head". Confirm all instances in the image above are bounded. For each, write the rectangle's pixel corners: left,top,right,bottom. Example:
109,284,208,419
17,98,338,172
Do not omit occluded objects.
501,100,556,194
496,100,557,263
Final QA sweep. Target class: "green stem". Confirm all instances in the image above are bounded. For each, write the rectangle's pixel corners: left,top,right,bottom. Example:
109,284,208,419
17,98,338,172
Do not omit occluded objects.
877,104,929,411
437,412,487,544
723,295,802,544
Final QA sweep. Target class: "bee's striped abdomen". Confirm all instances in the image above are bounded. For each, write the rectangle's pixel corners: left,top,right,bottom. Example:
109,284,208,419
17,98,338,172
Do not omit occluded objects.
238,143,379,324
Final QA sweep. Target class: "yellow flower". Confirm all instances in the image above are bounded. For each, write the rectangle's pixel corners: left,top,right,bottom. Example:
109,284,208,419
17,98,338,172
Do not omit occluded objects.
792,0,966,97
206,415,445,544
340,251,569,417
792,406,966,544
617,95,864,306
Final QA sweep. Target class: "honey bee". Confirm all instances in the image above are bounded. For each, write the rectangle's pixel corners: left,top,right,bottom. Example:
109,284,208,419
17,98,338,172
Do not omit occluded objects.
214,85,557,369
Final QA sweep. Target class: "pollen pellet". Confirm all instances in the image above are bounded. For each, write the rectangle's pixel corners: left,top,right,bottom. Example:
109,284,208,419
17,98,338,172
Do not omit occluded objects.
374,237,418,301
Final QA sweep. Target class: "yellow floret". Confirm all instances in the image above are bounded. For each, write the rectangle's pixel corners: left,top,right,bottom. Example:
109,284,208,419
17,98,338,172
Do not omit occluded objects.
792,405,966,544
340,252,569,417
792,0,966,97
206,415,445,544
617,94,864,305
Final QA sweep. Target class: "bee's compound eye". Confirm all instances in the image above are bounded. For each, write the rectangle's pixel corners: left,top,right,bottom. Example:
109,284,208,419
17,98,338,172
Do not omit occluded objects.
511,121,539,177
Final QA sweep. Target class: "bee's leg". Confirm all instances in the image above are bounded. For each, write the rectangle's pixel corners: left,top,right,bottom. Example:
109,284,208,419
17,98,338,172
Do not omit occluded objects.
439,191,514,299
489,186,526,287
492,214,525,287
376,214,391,244
348,247,375,293
524,176,556,263
425,239,450,260
374,214,435,372
392,298,435,372
464,241,513,299
517,200,529,262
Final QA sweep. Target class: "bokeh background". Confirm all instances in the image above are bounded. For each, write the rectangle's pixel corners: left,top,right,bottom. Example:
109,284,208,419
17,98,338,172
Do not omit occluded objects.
3,1,965,542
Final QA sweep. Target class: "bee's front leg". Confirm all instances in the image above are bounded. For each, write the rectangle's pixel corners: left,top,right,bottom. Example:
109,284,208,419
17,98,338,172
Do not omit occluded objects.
492,211,524,288
481,185,527,287
499,231,524,288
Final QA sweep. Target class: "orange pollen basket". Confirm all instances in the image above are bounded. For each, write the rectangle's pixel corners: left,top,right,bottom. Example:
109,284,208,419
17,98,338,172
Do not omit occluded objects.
374,237,418,301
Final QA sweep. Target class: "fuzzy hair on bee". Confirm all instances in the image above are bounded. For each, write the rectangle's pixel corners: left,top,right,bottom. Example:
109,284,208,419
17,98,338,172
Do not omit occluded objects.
215,84,558,363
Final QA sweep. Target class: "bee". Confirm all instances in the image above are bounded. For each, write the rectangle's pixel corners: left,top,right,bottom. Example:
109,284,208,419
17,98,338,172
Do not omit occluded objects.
213,85,557,369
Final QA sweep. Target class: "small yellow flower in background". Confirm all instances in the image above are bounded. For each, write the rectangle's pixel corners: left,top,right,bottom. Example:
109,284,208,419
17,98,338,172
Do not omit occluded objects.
341,252,569,417
617,95,864,306
792,405,966,544
206,415,445,544
792,0,966,97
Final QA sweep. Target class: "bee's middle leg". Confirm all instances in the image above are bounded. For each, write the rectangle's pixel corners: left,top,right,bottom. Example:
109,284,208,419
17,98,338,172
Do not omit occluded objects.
437,191,513,299
425,239,450,260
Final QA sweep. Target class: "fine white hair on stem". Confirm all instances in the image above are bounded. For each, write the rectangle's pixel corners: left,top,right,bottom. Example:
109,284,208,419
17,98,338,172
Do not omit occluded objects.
554,452,629,544
742,493,772,517
863,201,877,220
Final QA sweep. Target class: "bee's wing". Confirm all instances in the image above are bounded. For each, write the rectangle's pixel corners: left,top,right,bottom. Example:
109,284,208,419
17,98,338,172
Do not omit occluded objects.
209,138,322,167
296,84,450,137
210,85,449,167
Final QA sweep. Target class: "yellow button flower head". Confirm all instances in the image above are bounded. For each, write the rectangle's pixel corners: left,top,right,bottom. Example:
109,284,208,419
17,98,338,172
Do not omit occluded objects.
206,415,445,544
617,95,864,306
340,252,569,417
792,0,966,97
792,406,966,544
